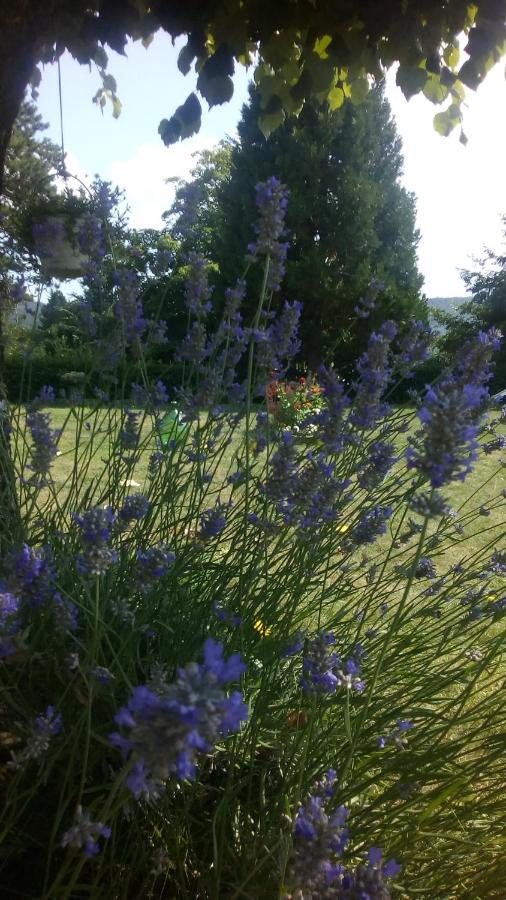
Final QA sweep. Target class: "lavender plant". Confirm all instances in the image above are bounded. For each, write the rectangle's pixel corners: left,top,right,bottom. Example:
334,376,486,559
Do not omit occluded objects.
1,179,505,899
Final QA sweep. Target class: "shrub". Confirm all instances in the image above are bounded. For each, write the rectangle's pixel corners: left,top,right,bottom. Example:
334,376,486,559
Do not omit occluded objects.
1,179,505,898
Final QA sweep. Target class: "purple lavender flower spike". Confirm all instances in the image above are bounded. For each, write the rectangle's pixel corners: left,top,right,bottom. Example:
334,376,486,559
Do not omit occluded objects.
198,503,230,541
287,772,401,897
350,321,397,430
135,545,175,592
132,380,169,409
113,268,147,345
110,640,248,795
315,366,350,455
378,719,414,750
248,177,290,291
73,506,117,576
347,506,392,547
397,320,432,377
354,277,384,318
184,252,213,315
287,772,350,896
407,329,502,488
301,633,365,694
119,493,151,523
0,590,20,658
9,544,55,608
357,441,397,490
26,388,60,484
120,409,141,452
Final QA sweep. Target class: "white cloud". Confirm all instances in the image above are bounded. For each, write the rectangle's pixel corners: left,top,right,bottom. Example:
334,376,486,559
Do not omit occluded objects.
387,64,506,297
109,136,217,229
54,151,93,193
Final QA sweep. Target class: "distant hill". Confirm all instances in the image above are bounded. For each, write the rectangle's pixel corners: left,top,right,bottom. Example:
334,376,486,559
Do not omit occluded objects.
428,296,468,316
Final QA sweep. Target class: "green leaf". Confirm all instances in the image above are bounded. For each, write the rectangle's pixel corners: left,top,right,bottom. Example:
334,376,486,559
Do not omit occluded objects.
314,35,332,59
93,47,108,69
305,55,336,93
112,97,122,119
289,69,313,104
440,66,458,87
281,59,301,84
261,31,299,68
458,59,481,90
254,62,274,85
278,83,304,116
158,117,181,144
178,93,203,137
197,73,234,107
29,66,42,98
443,44,460,68
177,44,195,75
327,85,344,110
102,73,117,93
425,53,441,75
158,93,202,145
396,65,427,99
349,74,370,105
258,107,285,138
451,80,466,101
423,74,449,104
433,106,460,137
196,48,235,106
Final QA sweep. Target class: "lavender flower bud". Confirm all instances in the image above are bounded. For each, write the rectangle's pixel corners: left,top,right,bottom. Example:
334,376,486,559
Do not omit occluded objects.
61,806,111,857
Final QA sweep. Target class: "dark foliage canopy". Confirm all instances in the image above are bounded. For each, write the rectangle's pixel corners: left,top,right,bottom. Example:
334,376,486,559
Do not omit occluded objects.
1,1,506,194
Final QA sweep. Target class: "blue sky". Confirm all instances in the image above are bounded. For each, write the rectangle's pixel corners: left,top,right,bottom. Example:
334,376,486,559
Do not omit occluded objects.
36,32,506,297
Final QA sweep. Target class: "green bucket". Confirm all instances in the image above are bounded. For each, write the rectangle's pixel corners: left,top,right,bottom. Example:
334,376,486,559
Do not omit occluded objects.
159,406,190,449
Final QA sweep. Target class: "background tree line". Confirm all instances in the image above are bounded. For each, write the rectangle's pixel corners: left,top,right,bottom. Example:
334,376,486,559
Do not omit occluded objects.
2,87,506,401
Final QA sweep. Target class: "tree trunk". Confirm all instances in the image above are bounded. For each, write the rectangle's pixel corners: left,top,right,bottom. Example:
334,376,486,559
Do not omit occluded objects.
0,31,39,197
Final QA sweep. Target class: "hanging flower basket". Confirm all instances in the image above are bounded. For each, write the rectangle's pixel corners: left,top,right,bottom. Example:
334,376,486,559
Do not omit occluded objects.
35,213,88,279
19,191,94,280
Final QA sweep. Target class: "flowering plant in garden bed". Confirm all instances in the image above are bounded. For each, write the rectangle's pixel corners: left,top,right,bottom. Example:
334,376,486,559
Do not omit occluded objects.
1,176,506,898
269,376,326,434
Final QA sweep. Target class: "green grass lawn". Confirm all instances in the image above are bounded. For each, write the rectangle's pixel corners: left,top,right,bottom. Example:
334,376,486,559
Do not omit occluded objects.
13,403,506,572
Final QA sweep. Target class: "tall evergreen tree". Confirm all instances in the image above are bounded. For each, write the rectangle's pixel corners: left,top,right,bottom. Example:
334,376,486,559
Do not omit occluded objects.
168,87,427,371
0,100,60,552
0,99,61,278
212,86,426,370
